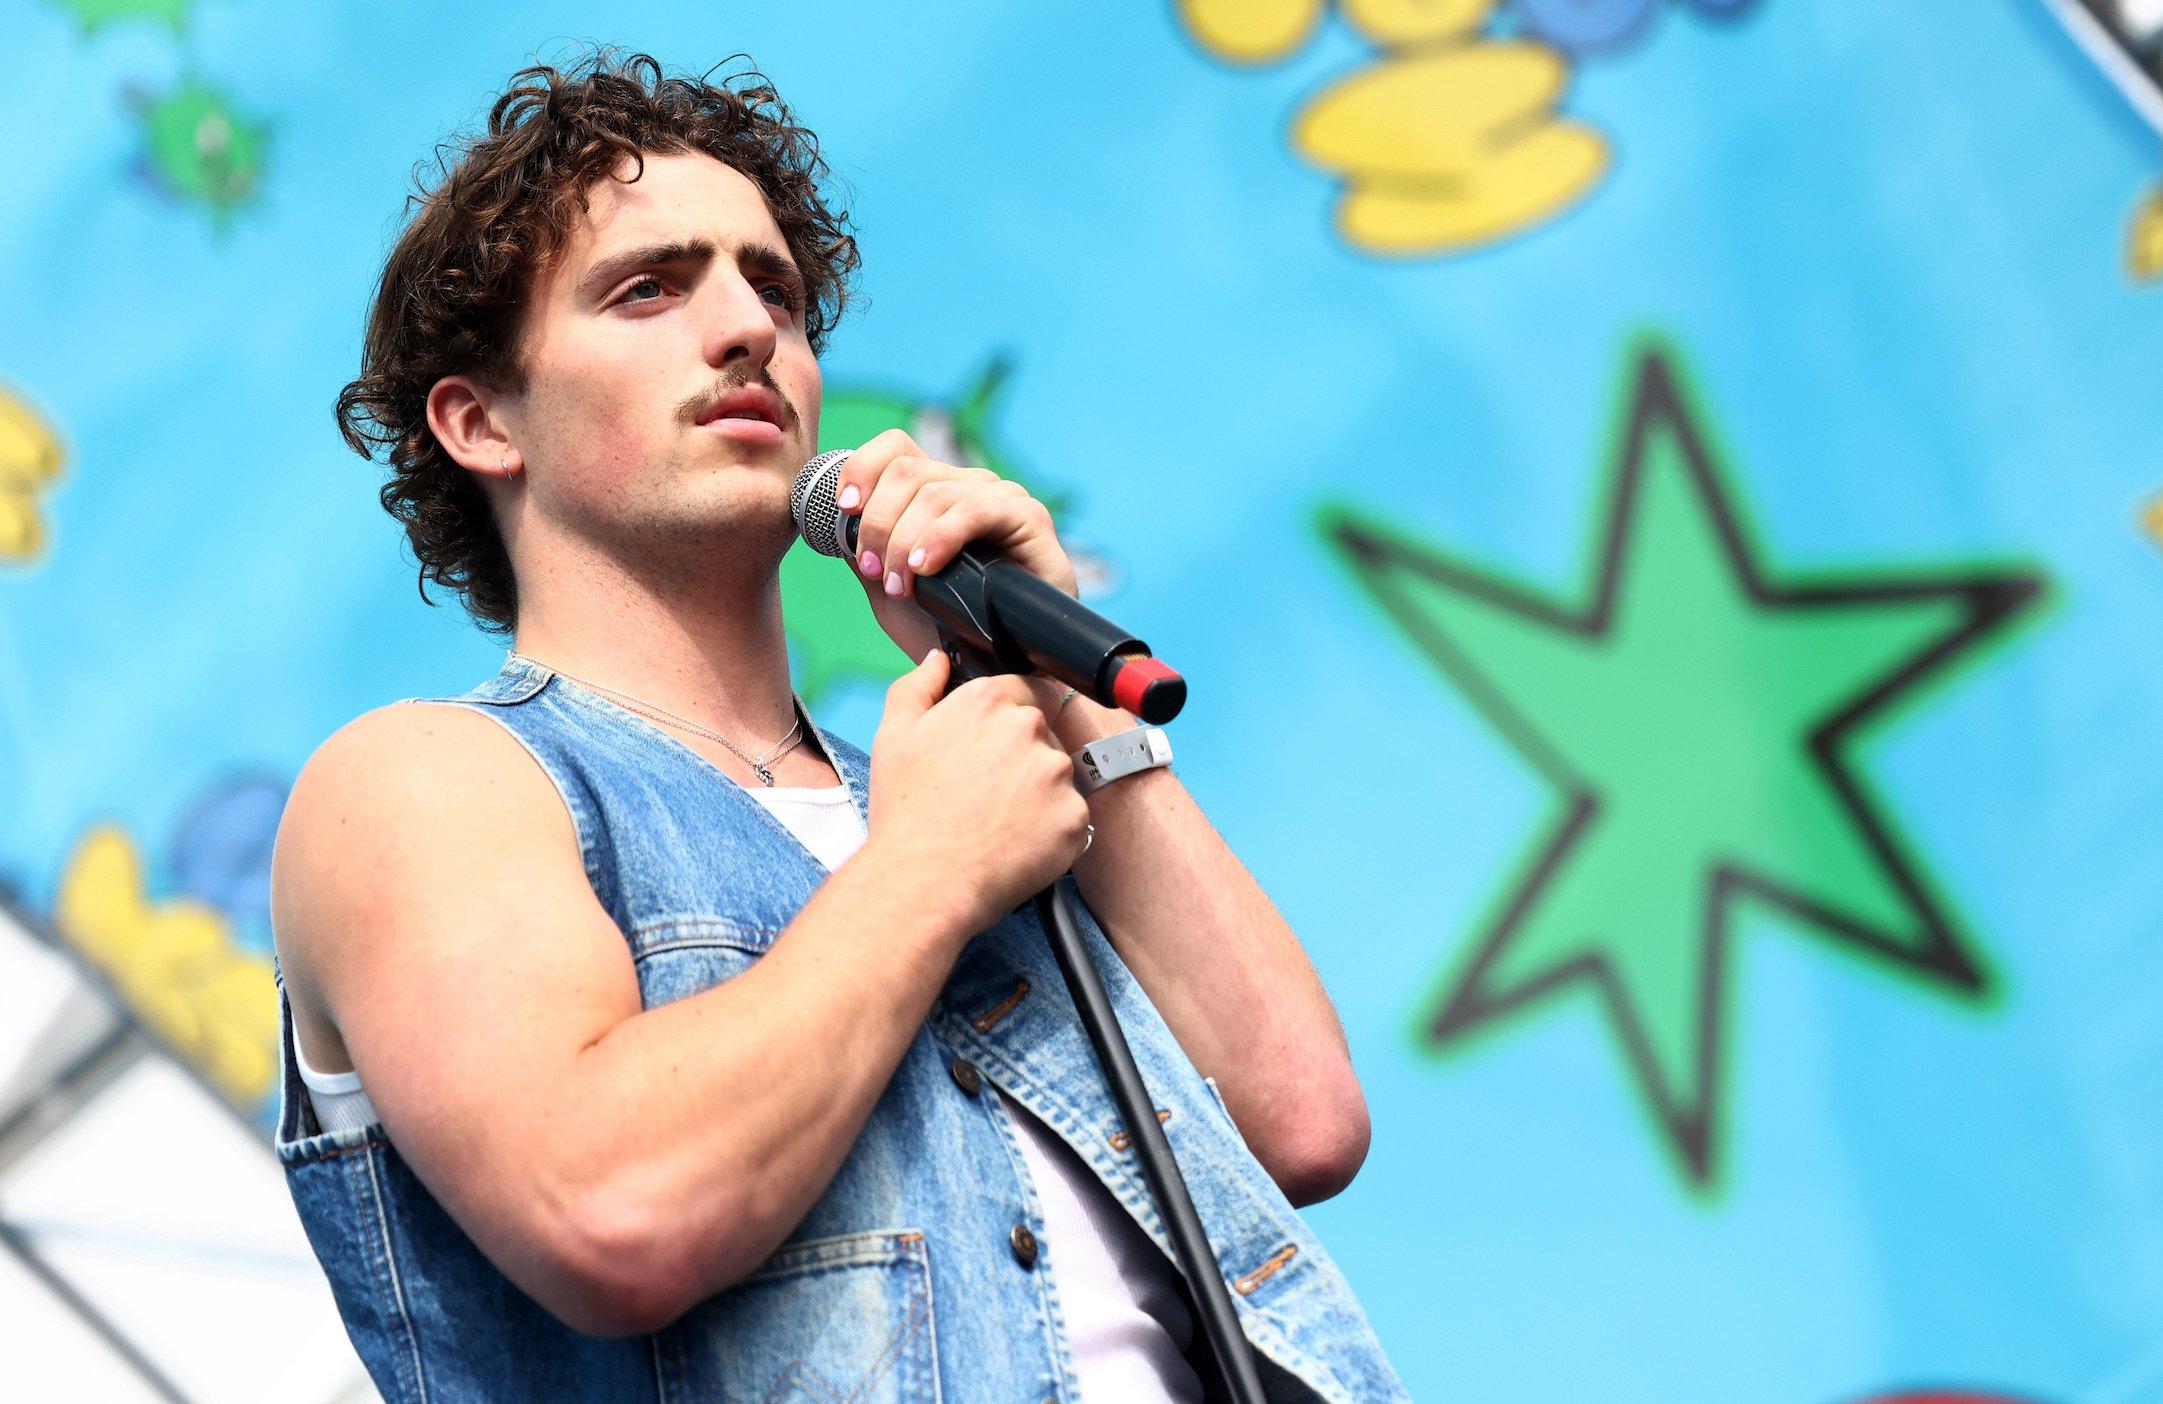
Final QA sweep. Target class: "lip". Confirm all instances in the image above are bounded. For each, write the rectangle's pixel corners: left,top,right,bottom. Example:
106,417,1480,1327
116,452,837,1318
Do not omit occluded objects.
694,385,789,448
699,415,786,445
695,385,788,430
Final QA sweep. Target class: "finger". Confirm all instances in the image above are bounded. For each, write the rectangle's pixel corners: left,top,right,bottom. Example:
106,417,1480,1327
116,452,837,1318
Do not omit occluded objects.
853,454,937,584
902,485,1036,583
883,646,951,720
1018,674,1069,718
951,673,1044,714
835,428,922,530
880,479,970,597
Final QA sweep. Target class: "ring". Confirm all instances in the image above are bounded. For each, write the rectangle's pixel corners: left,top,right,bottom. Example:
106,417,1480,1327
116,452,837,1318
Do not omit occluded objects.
1082,822,1095,855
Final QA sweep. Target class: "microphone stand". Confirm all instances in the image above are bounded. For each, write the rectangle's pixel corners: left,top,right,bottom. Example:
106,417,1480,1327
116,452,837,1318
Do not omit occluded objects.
939,632,1267,1404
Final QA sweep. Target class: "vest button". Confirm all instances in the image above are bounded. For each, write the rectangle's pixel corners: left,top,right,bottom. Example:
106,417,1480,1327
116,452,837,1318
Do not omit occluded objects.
948,1057,983,1097
1010,1223,1039,1269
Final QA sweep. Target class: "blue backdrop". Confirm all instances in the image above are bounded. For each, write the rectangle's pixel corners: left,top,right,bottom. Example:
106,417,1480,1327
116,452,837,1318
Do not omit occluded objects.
5,2,2160,1399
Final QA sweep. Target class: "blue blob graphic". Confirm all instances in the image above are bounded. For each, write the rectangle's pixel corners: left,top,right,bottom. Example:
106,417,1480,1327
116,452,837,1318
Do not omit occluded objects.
168,776,288,929
1513,0,1659,53
1514,0,1761,53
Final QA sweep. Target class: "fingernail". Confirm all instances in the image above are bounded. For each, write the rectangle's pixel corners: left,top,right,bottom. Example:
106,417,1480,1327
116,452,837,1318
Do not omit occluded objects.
859,548,881,577
837,483,861,511
884,569,904,597
907,546,927,570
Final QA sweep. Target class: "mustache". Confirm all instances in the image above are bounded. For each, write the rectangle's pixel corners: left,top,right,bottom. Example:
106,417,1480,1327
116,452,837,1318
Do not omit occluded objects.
678,370,799,430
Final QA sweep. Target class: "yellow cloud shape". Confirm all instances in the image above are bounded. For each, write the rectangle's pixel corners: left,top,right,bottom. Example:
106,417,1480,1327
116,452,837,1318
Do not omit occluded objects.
1176,0,1326,64
55,824,279,1111
1294,39,1607,253
0,386,65,563
2128,187,2163,284
1340,0,1493,47
2141,493,2163,551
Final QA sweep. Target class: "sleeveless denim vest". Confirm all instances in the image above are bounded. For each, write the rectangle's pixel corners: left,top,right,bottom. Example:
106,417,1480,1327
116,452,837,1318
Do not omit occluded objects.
274,655,1408,1402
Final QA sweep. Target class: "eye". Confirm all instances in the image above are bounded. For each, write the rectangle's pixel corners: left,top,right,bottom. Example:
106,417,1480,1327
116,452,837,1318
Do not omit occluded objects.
616,275,670,306
759,281,803,314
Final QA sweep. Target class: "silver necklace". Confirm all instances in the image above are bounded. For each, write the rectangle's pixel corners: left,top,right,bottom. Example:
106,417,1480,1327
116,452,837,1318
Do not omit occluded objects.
512,653,805,786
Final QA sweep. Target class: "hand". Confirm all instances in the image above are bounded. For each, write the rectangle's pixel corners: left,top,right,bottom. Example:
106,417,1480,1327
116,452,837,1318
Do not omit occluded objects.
863,649,1093,937
835,429,1079,666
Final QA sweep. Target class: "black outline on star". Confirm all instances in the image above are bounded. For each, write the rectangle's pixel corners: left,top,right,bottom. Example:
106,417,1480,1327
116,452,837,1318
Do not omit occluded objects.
1320,345,2045,1186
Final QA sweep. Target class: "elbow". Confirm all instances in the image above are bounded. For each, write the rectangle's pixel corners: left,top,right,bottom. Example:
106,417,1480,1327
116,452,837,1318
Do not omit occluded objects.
545,1175,779,1338
551,1278,681,1342
545,1186,703,1339
1270,1078,1372,1208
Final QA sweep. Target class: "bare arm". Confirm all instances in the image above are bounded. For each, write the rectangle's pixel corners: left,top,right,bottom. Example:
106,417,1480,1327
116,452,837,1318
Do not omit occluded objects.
275,705,959,1337
823,429,1371,1207
271,658,1086,1338
1052,693,1371,1206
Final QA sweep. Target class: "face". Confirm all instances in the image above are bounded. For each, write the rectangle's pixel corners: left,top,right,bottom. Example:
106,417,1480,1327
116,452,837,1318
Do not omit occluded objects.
495,150,823,567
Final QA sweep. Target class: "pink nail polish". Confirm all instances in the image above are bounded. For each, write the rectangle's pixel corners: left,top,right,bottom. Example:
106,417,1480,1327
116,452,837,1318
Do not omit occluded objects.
884,569,904,597
907,546,927,570
859,548,881,577
837,483,861,511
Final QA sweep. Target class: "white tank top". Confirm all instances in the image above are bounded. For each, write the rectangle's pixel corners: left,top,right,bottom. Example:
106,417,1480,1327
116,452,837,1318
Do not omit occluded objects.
295,782,1201,1398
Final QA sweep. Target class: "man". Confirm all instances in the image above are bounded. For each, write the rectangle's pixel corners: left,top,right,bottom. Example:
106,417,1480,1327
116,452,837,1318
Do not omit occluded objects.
273,50,1406,1402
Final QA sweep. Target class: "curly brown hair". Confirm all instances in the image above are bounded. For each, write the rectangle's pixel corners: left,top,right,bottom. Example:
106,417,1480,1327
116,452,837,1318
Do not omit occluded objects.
334,48,859,636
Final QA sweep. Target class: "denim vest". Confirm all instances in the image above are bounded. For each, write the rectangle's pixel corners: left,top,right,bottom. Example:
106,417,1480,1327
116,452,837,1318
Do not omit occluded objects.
274,655,1407,1402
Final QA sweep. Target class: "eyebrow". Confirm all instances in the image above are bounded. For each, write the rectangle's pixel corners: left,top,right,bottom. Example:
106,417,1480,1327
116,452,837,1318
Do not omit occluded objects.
738,241,807,305
576,236,805,305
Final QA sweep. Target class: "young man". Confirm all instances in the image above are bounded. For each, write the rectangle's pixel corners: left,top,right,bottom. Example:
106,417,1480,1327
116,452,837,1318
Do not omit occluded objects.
274,51,1406,1402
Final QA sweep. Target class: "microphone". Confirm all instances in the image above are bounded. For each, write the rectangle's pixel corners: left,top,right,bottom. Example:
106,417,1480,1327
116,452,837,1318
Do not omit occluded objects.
792,450,1185,724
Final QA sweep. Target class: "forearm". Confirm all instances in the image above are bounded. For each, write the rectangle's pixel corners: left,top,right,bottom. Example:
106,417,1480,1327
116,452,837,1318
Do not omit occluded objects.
547,839,970,1325
1054,695,1369,1203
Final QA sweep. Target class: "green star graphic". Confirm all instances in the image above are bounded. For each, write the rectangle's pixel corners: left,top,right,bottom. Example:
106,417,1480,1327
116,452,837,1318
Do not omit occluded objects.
1319,343,2045,1188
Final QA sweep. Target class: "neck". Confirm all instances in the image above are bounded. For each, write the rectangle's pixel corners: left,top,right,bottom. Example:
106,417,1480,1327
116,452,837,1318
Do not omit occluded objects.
507,527,800,746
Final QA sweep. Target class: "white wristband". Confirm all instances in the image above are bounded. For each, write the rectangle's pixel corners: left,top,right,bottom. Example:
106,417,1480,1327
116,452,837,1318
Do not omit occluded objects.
1072,724,1174,794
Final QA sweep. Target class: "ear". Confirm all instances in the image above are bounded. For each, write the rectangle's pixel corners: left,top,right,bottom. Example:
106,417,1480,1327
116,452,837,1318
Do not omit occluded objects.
426,374,520,478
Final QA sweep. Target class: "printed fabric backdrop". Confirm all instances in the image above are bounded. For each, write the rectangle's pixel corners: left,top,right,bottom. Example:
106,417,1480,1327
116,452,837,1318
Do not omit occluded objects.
2,1,2160,1400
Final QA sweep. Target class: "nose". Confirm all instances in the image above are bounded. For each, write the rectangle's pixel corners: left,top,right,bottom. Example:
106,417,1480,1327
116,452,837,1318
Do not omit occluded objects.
698,269,778,373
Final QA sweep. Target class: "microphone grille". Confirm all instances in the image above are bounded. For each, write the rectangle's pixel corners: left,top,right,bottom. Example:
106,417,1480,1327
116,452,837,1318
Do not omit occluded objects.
791,449,853,557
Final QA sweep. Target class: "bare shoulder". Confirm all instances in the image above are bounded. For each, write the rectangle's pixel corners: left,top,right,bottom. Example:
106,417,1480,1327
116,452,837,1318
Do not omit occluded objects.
270,701,583,995
287,700,553,825
276,700,573,887
270,699,645,1317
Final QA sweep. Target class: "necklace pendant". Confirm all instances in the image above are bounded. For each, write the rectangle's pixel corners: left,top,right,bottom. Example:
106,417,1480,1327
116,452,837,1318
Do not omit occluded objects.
755,763,775,786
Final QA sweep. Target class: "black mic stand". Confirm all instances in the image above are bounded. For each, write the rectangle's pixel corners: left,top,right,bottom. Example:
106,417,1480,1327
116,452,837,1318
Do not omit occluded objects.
938,631,1268,1404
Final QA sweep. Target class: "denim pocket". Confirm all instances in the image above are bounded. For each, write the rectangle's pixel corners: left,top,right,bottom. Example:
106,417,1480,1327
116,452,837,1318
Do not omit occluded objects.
630,919,780,1008
275,1117,384,1166
655,1228,939,1402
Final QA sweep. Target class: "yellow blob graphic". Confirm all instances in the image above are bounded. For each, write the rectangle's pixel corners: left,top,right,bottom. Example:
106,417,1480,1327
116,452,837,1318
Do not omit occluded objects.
0,386,65,562
2128,186,2163,284
1340,0,1492,46
1172,0,1610,256
1295,41,1608,254
55,825,279,1110
2141,492,2163,550
1177,0,1325,64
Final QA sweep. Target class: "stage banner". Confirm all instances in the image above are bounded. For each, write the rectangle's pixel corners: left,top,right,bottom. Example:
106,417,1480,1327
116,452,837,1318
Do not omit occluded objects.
2,2,2159,1399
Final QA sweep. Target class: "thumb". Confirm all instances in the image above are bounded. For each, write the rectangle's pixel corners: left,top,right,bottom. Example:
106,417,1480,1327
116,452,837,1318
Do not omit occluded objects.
883,646,951,722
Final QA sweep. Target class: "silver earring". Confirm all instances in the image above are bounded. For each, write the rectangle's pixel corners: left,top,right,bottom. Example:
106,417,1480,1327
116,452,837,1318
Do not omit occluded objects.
500,457,509,473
